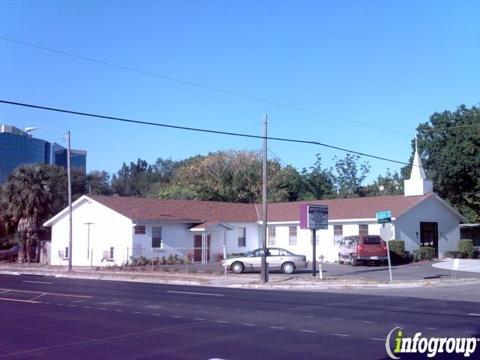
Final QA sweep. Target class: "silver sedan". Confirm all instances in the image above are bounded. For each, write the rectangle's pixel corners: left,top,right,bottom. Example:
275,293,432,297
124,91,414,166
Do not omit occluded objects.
223,247,307,274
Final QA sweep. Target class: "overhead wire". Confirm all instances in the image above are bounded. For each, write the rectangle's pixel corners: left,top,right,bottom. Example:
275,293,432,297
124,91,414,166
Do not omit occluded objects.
0,35,409,135
0,99,414,167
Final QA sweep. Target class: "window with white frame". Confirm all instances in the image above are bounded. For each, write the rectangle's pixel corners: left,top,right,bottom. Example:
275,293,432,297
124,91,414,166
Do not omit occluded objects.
359,224,369,236
334,225,343,244
152,226,162,248
289,226,297,246
268,226,276,246
238,227,246,247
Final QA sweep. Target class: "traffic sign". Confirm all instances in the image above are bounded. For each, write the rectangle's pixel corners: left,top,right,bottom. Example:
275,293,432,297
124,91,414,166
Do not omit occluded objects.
376,210,392,224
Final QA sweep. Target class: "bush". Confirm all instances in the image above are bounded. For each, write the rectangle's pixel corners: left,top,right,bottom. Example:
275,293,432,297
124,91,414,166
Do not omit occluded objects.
445,251,464,259
459,239,474,259
414,247,436,261
388,240,406,264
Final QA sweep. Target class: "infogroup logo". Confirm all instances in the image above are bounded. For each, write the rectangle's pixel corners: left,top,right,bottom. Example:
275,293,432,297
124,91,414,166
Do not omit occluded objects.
385,327,479,359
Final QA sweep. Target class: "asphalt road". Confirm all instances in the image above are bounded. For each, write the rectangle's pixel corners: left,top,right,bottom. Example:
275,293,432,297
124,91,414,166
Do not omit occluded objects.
0,274,479,360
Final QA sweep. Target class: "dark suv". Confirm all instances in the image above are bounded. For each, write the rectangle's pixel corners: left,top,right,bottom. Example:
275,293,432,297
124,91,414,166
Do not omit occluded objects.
338,235,387,266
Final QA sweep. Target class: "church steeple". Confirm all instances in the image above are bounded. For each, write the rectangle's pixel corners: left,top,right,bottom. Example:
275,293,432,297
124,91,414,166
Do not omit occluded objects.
404,139,433,197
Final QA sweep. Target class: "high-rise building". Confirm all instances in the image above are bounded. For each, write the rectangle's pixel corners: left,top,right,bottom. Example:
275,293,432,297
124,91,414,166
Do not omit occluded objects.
0,124,87,183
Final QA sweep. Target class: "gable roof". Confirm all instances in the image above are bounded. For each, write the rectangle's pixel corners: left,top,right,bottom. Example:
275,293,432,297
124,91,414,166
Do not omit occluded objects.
44,192,464,227
91,195,259,223
264,194,434,222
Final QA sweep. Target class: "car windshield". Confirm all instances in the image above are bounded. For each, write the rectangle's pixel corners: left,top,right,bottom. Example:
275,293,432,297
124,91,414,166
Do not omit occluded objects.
363,236,381,244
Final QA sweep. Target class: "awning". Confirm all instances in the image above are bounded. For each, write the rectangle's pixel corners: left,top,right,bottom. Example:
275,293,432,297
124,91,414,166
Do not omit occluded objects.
189,221,235,232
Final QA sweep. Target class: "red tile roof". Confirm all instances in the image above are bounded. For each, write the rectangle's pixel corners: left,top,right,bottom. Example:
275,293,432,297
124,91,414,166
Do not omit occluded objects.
91,196,259,222
91,194,432,223
265,194,431,222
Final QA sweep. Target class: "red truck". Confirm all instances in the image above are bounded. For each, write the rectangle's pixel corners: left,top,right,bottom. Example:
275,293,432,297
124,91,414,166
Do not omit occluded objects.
338,235,388,266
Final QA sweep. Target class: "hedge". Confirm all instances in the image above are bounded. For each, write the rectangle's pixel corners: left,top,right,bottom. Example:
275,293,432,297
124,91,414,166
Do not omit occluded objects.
459,239,474,259
414,247,436,261
388,240,407,264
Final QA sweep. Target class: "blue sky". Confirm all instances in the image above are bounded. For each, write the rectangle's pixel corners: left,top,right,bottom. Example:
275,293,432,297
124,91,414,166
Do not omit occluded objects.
1,0,479,182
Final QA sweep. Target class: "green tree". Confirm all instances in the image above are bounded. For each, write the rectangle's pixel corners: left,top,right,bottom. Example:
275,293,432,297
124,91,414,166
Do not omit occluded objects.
404,105,480,222
86,170,112,195
362,169,404,196
111,159,158,197
332,153,370,197
300,154,335,200
1,165,54,263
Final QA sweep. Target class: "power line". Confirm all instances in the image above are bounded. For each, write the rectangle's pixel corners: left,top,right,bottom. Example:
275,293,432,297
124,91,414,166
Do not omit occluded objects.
0,99,412,166
0,35,409,135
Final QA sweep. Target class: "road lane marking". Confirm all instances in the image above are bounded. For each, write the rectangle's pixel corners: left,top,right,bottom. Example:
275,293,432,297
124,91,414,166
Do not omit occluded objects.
193,318,206,321
133,311,142,314
425,327,437,330
241,323,256,327
97,307,107,310
333,317,342,321
371,338,385,342
21,280,53,285
269,326,284,330
215,320,229,324
166,290,224,297
171,315,182,318
0,287,91,298
333,333,349,337
115,309,124,312
0,297,39,304
153,313,162,316
363,321,374,324
301,330,317,334
468,313,480,317
305,315,315,319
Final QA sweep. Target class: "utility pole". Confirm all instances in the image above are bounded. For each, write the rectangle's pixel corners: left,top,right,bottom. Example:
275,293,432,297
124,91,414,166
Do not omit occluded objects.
67,130,73,272
261,115,268,283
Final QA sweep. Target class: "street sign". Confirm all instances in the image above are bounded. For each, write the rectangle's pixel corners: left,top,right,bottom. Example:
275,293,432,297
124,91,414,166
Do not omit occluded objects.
376,210,392,224
300,204,328,230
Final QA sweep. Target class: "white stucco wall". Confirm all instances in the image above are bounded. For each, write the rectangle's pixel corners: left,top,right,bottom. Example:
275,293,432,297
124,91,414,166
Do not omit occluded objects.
127,221,258,263
50,198,133,267
265,221,395,262
395,196,461,257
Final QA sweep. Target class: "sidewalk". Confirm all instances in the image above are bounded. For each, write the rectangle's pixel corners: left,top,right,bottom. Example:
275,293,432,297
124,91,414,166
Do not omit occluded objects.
1,263,480,290
432,258,480,273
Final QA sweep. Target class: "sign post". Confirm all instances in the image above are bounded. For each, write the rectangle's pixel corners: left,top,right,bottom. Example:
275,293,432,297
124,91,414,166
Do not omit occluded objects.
300,204,328,277
377,210,393,282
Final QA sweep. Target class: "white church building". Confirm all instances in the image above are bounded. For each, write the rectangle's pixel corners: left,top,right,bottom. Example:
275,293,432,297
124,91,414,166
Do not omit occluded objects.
44,145,464,267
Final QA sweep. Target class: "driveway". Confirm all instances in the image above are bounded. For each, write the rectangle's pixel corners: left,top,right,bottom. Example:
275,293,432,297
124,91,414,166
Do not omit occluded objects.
247,261,480,282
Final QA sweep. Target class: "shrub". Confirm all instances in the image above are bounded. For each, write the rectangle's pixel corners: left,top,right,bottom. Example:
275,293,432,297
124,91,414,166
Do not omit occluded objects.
445,251,464,259
388,240,406,264
161,256,167,265
459,239,474,259
173,254,180,264
214,253,224,262
414,247,435,261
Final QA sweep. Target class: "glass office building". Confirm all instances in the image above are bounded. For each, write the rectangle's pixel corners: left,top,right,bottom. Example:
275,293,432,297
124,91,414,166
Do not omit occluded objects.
0,124,87,183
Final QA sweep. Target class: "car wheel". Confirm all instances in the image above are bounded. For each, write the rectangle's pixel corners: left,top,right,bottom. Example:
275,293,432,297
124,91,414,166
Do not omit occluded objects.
231,262,244,274
281,262,295,274
350,256,359,266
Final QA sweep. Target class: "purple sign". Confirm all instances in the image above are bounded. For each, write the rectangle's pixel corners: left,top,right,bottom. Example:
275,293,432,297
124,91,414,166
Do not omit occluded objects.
300,204,329,230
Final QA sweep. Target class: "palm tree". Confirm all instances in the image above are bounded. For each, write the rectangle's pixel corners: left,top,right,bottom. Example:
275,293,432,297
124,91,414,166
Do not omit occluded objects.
1,165,54,263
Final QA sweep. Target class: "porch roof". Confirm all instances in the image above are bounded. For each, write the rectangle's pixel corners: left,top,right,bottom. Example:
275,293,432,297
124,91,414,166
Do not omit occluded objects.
189,221,235,232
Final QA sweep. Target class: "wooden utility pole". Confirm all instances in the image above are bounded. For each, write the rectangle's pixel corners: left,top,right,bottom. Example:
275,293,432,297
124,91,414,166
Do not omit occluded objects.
261,115,268,283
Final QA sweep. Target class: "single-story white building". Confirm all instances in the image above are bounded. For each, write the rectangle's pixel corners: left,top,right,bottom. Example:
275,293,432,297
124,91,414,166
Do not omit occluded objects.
44,145,465,266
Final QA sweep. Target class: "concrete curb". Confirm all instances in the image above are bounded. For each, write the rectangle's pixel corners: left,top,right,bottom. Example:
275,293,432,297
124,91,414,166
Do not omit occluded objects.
2,266,480,290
